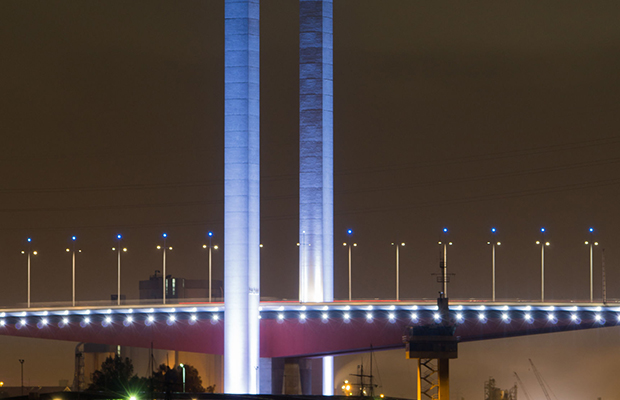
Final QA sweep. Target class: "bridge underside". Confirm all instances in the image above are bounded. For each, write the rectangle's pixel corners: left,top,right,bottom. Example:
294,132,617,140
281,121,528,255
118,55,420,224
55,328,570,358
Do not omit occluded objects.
0,302,616,358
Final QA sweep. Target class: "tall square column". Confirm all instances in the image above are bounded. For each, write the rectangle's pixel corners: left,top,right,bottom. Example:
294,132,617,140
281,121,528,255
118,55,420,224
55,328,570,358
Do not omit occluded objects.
299,0,333,303
224,0,260,394
300,0,334,395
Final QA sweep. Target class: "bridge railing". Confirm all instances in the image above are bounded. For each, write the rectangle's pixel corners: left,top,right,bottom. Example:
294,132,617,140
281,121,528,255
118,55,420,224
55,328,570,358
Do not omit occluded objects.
3,296,620,312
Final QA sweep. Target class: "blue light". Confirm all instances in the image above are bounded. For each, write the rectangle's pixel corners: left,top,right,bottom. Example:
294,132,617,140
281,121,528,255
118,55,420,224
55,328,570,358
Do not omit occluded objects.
72,236,76,241
27,238,31,243
347,229,353,235
117,234,122,240
589,227,594,233
443,228,448,233
162,233,167,238
491,228,496,233
208,231,213,237
540,228,545,233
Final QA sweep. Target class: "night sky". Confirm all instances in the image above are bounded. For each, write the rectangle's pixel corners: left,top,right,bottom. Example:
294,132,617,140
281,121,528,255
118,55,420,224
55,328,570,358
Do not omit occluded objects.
2,1,620,398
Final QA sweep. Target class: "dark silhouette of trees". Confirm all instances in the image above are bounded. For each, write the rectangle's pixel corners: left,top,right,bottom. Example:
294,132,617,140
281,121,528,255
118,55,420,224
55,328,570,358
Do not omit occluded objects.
88,355,148,395
88,355,209,396
152,364,206,393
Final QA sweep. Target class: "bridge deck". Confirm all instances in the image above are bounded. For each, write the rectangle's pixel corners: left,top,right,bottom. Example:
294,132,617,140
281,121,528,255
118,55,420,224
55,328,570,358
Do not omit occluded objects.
0,300,617,358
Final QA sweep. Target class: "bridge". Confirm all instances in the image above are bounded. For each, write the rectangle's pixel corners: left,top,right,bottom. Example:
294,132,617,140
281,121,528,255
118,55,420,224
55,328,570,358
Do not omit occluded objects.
0,300,615,358
2,1,613,399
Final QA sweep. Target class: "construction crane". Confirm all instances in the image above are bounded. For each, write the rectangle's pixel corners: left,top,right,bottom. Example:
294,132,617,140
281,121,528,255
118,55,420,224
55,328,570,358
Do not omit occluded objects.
528,359,552,400
513,372,532,400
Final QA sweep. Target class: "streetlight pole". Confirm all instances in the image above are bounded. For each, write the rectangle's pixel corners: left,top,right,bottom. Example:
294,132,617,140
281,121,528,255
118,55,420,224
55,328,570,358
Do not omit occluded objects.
19,359,24,396
343,229,356,301
66,236,81,307
536,228,549,302
112,234,127,306
202,232,218,302
157,233,173,304
586,227,598,302
487,228,501,302
21,238,37,308
117,235,121,305
391,242,405,300
179,363,186,392
438,228,452,298
162,234,167,304
27,239,31,308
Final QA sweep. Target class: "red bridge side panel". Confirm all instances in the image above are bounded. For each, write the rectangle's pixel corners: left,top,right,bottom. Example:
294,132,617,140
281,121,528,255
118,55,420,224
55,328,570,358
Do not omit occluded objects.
260,317,408,358
0,320,224,355
0,316,610,358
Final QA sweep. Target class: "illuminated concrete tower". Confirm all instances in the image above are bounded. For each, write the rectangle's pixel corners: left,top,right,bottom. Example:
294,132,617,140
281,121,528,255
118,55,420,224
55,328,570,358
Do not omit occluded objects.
224,0,260,394
299,0,333,304
299,0,334,395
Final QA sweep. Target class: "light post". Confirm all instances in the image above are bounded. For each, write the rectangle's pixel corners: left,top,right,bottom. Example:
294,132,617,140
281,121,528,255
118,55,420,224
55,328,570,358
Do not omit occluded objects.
437,228,452,298
343,229,356,301
157,233,173,304
391,242,405,300
486,228,501,302
21,238,38,308
179,363,186,392
112,234,127,306
585,227,599,302
536,228,550,302
202,231,219,302
19,359,24,396
66,236,81,307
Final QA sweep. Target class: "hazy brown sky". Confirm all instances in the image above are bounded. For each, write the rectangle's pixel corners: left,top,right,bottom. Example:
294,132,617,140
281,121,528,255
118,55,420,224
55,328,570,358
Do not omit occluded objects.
1,1,620,398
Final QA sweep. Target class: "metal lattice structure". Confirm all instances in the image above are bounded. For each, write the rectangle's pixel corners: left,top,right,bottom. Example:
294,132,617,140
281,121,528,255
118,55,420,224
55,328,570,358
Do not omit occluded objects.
418,359,438,400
